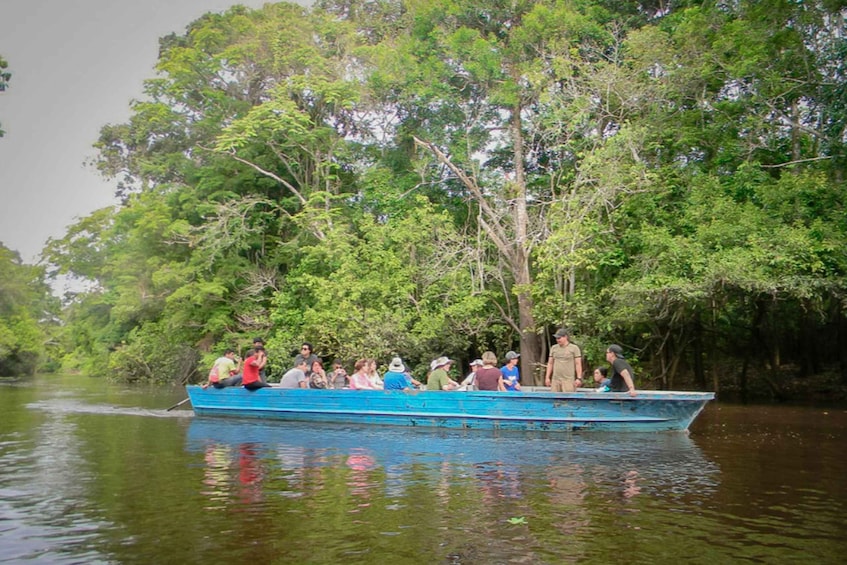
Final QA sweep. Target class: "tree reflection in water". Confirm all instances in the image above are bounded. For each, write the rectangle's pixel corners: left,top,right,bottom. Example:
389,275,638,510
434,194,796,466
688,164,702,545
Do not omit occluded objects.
186,418,720,562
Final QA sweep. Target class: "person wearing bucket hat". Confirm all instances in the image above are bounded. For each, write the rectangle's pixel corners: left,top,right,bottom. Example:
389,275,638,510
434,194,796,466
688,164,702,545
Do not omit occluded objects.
501,351,521,391
544,328,583,392
605,345,637,397
383,357,421,390
427,356,458,391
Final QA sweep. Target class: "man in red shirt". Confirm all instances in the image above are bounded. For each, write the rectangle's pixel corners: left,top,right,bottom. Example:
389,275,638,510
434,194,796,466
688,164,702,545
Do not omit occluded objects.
242,348,270,390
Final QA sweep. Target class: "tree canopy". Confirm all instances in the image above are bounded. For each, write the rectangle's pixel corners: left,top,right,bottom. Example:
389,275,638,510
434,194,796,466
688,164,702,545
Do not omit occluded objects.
0,243,57,375
38,0,847,397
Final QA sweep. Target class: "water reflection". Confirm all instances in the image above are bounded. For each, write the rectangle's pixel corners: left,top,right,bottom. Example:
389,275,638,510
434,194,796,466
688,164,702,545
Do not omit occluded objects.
2,402,119,563
187,418,719,503
185,419,722,562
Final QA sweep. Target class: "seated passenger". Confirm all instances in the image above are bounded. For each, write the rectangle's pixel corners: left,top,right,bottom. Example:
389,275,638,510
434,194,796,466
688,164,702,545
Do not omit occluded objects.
328,362,349,389
460,359,483,390
422,358,438,389
309,360,329,389
294,342,318,377
474,351,506,391
427,356,459,391
500,350,521,391
204,348,241,389
251,337,268,382
383,357,420,390
242,348,270,390
349,359,383,390
367,358,384,388
280,360,309,389
593,366,611,392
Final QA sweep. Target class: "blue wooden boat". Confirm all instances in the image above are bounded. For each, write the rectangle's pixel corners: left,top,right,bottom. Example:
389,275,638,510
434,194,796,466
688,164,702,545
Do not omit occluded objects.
184,385,714,432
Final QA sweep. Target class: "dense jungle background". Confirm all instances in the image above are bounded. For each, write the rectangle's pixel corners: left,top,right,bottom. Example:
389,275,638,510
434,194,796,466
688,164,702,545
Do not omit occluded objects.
2,0,846,402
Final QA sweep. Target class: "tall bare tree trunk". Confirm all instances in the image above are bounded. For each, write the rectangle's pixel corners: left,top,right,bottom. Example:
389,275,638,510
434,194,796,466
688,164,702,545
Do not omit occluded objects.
413,102,544,382
510,105,543,383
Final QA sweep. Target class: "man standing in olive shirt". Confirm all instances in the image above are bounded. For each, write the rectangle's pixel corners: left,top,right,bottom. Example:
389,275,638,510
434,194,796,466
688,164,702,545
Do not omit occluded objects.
544,328,583,392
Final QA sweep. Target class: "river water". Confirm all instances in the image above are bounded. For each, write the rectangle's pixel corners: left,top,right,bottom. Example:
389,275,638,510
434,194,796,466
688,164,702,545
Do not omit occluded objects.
1,374,844,564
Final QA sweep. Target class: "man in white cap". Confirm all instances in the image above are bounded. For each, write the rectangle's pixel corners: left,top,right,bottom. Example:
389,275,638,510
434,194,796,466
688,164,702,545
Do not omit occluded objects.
427,356,458,391
545,328,583,392
501,351,521,391
460,359,484,390
383,357,420,390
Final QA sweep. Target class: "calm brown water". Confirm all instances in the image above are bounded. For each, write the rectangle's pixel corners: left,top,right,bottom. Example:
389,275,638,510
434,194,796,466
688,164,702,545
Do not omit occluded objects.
1,374,845,564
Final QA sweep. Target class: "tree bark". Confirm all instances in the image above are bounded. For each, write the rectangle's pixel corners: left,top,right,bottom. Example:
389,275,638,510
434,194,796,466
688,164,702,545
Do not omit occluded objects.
412,101,544,383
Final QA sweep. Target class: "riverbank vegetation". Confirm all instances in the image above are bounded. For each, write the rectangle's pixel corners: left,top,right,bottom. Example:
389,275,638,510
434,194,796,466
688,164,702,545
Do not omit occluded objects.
3,1,845,401
0,244,58,376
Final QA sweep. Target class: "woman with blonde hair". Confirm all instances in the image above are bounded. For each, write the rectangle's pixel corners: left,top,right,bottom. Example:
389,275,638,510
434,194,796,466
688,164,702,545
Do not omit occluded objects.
367,358,384,388
474,351,506,391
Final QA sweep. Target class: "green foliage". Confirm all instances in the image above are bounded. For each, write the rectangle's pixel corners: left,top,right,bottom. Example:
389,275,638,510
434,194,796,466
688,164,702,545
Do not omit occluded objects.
270,196,503,370
43,1,847,394
0,244,56,375
108,321,201,384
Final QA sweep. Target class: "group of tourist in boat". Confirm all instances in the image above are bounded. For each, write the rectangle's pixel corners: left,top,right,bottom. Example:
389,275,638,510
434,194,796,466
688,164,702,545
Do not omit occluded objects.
203,328,637,396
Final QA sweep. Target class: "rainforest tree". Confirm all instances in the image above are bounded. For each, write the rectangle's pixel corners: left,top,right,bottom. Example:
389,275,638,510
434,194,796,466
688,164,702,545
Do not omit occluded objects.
0,244,56,375
48,1,847,394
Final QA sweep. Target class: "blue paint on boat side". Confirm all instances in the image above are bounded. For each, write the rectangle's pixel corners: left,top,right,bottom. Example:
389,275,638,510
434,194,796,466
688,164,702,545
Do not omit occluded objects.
185,386,714,432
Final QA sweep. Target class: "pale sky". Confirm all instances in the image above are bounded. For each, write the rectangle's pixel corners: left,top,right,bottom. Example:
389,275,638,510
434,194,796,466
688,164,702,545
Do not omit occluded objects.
0,0,300,264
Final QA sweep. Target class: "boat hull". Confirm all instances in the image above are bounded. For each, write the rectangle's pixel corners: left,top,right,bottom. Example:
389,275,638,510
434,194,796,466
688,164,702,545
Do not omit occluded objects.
185,386,714,432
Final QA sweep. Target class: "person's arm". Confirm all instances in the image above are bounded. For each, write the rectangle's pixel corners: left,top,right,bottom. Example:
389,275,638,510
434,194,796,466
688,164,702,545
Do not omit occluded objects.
544,357,554,387
621,368,637,397
497,376,506,392
574,355,583,388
